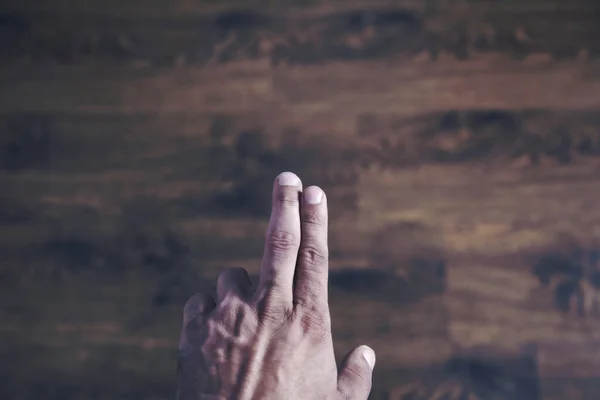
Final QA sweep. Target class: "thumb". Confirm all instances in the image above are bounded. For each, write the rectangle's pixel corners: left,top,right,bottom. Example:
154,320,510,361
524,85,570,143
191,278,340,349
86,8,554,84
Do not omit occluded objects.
337,345,375,400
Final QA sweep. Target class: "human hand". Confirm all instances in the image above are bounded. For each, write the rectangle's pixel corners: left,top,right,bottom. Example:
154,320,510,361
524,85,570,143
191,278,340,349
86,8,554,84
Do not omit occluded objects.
176,172,375,400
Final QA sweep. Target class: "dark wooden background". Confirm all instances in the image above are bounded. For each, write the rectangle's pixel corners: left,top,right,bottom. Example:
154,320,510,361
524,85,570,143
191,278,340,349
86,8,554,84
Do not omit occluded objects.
2,0,600,398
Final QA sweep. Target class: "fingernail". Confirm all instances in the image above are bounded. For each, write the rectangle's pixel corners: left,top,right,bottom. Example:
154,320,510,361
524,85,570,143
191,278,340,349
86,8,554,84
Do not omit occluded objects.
303,186,323,205
362,346,376,370
277,172,301,186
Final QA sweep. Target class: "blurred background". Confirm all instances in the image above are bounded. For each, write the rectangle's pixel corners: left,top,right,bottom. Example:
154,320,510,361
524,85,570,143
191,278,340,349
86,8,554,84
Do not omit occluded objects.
1,0,600,398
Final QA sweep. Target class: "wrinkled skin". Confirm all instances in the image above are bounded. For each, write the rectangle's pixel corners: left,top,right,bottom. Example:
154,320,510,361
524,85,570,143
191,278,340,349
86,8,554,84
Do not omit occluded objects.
176,172,375,400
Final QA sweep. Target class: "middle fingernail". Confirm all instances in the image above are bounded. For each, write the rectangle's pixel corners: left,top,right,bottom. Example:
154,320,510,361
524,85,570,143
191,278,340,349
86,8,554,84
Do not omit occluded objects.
303,186,323,205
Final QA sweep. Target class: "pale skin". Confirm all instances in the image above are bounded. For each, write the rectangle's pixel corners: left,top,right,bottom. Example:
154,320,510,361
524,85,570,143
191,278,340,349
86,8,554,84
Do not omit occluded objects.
176,171,375,400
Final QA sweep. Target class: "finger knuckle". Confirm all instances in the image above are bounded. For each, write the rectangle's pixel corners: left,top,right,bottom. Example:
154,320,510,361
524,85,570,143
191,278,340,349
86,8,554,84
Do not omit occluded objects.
268,230,299,253
297,308,330,340
276,188,300,206
214,299,260,334
254,289,292,322
218,292,246,311
343,365,371,390
299,242,328,268
260,306,295,337
262,308,291,329
301,205,324,223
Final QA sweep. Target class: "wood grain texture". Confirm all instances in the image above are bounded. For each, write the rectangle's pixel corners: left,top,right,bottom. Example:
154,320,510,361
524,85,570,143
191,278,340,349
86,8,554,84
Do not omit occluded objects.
2,0,600,399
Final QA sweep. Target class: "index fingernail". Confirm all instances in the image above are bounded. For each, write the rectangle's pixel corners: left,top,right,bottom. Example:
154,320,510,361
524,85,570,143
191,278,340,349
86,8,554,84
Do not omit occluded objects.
278,172,301,186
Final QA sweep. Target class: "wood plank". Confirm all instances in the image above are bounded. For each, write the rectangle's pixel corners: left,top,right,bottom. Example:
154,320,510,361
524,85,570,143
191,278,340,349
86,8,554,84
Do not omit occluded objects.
538,342,600,378
357,165,600,256
2,60,600,115
3,0,595,16
0,0,415,16
1,1,599,70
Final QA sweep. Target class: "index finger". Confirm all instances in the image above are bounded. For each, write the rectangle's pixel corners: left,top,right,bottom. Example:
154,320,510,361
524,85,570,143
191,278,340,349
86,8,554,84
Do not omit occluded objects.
256,172,302,308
